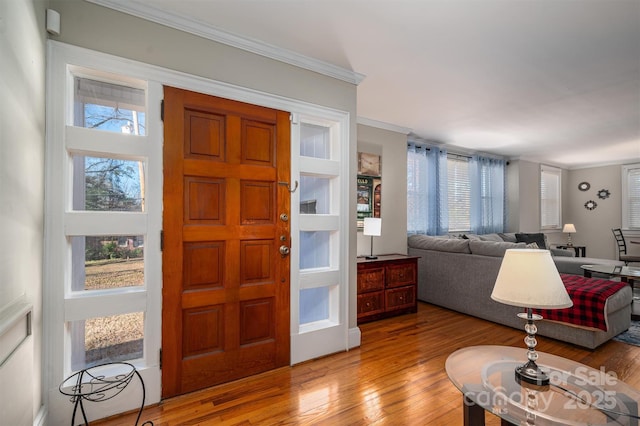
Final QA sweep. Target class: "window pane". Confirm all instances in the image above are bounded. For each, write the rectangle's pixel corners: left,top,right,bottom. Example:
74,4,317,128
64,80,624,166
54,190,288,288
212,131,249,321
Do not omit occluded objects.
300,123,330,159
73,155,144,212
72,235,144,291
70,312,144,370
447,157,470,232
541,167,561,228
299,231,330,269
300,176,331,214
299,287,330,324
74,77,146,135
627,167,640,228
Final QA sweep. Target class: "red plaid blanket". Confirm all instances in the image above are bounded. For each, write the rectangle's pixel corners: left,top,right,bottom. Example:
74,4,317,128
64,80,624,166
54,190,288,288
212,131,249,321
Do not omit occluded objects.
534,274,627,331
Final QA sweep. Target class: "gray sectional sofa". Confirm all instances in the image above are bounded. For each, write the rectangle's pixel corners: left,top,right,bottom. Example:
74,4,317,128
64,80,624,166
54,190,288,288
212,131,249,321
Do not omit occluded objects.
407,233,631,349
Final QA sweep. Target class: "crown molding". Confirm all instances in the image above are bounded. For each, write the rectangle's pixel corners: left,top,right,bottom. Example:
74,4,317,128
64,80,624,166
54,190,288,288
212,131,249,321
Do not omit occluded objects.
513,155,640,170
86,0,366,85
357,117,412,135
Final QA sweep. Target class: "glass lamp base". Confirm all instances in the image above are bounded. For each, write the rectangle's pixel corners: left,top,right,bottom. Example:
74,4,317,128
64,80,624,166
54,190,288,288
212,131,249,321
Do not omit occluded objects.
515,360,550,386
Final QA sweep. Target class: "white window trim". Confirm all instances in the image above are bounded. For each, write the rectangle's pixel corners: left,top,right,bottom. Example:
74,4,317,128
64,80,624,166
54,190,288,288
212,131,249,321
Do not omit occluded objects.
540,164,562,230
622,163,640,231
46,42,163,424
290,114,351,364
45,40,354,424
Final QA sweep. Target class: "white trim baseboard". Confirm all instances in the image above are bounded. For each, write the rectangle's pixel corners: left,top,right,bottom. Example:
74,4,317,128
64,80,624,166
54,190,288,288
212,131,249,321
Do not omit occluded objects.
348,326,361,350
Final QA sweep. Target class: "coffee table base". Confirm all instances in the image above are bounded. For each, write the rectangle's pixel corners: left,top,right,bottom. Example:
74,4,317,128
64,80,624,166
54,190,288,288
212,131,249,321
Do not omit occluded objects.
463,395,514,426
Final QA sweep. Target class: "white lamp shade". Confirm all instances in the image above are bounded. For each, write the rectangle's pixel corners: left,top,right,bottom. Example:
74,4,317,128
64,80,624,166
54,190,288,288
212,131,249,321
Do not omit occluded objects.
563,224,576,233
491,249,573,309
363,217,382,236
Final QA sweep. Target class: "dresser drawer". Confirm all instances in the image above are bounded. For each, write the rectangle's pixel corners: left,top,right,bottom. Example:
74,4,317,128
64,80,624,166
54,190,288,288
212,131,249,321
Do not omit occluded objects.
357,291,385,317
357,267,385,292
357,255,418,324
385,262,416,288
385,285,416,311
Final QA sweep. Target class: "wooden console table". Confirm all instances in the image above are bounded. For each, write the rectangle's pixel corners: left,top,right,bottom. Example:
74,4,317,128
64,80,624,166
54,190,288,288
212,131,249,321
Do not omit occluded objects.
357,254,419,324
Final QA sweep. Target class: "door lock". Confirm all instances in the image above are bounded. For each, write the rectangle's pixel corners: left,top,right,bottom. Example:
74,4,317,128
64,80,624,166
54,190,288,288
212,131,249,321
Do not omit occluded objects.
279,245,290,256
279,213,289,222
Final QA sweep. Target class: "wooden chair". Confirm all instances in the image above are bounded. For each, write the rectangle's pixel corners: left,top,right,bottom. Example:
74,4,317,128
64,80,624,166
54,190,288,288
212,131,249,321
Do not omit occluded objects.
612,228,640,265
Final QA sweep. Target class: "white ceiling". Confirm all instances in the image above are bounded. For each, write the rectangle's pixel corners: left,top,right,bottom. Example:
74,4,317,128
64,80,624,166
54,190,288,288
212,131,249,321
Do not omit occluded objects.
97,0,639,169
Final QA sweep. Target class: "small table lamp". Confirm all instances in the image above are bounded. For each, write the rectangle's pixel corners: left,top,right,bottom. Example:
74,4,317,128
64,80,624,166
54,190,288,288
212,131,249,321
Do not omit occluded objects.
562,223,576,247
363,217,382,260
491,249,573,386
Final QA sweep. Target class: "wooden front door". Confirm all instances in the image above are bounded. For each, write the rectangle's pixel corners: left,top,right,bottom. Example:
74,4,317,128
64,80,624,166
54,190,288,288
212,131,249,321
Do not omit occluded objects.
162,86,291,398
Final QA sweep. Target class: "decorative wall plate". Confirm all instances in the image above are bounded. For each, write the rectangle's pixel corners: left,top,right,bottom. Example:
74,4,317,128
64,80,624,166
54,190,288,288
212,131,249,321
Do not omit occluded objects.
584,200,597,210
597,189,610,199
578,182,590,191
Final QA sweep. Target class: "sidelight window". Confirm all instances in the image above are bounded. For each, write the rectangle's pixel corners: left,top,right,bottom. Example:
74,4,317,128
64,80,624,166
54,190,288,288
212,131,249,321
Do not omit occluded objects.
54,67,156,373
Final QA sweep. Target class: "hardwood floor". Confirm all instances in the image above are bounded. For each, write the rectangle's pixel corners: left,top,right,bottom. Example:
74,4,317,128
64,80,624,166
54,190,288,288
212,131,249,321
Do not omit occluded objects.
94,303,640,425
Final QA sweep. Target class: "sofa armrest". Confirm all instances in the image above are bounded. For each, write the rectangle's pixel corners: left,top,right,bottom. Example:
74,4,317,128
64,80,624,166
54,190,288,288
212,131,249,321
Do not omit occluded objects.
554,256,624,275
550,247,575,257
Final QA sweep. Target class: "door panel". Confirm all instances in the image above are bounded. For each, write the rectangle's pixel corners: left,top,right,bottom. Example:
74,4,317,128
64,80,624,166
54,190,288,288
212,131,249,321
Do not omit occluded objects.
162,86,290,398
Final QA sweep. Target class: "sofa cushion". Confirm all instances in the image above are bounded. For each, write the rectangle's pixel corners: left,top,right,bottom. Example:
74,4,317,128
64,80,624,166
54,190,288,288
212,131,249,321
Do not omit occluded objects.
460,234,482,240
469,240,526,257
498,232,517,243
515,232,547,249
478,233,504,242
408,234,471,253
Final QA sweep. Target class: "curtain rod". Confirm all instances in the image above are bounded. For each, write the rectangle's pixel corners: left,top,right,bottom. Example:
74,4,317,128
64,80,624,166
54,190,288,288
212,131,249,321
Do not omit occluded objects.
407,141,505,161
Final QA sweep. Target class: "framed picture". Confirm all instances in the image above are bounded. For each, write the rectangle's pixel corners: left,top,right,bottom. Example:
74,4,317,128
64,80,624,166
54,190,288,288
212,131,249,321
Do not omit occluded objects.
357,175,381,229
358,152,381,177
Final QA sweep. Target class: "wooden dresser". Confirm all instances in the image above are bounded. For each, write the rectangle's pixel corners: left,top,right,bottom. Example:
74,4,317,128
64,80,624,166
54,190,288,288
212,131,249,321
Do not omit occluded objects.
357,254,419,324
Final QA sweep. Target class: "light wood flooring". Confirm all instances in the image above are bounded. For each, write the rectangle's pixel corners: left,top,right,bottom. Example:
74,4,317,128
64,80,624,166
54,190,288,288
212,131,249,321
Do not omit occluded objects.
94,303,640,425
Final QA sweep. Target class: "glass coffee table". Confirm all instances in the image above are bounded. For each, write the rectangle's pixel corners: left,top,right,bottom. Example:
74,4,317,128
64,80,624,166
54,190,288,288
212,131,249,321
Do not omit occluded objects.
446,345,640,425
581,264,640,282
581,265,640,318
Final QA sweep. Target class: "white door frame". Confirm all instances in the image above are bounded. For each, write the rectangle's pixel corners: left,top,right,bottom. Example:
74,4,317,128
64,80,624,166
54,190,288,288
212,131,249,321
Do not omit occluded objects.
44,40,356,424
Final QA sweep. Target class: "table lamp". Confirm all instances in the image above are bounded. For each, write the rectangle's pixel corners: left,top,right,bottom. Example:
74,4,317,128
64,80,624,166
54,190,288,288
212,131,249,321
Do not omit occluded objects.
363,217,382,260
491,249,572,386
562,223,576,247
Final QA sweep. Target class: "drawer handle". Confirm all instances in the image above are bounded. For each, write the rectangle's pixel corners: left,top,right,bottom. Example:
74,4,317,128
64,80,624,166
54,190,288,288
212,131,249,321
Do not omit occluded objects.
366,302,371,307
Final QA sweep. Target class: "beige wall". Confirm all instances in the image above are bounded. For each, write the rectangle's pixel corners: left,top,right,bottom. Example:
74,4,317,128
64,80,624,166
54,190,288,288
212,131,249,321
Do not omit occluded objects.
357,124,409,256
506,160,541,232
507,159,625,260
567,165,624,259
0,0,47,424
49,0,356,113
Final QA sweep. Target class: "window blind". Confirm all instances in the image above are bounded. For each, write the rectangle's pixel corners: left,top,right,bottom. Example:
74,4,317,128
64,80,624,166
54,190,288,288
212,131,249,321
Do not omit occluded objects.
625,165,640,229
447,156,470,232
75,77,145,110
540,165,561,229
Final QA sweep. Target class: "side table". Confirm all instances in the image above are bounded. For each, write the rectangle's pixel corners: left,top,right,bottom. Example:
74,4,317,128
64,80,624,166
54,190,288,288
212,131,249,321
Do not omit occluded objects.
59,362,153,426
556,244,586,257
